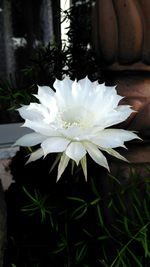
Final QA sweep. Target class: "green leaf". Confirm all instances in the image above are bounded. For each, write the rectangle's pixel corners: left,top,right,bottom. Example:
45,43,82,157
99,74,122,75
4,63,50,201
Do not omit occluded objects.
90,176,100,196
67,196,86,203
97,235,109,241
96,204,104,228
71,204,87,220
127,247,143,267
75,243,87,263
108,173,121,185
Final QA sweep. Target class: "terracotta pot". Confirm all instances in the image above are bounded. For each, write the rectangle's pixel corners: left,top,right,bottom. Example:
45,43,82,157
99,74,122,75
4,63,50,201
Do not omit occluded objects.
93,0,150,69
92,0,150,164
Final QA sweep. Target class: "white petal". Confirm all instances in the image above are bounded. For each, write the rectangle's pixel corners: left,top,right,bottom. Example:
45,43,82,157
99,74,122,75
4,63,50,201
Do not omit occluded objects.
65,142,86,165
17,105,43,121
15,133,46,147
102,106,133,128
54,76,73,92
90,85,123,116
23,119,59,136
84,142,109,171
28,101,58,123
41,137,70,156
36,85,55,107
71,77,94,108
54,77,73,108
26,148,44,164
78,76,92,91
92,129,140,149
57,153,70,181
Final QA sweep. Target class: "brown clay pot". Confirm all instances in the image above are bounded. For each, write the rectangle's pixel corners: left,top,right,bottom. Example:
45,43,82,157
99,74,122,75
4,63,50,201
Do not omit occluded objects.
92,0,150,164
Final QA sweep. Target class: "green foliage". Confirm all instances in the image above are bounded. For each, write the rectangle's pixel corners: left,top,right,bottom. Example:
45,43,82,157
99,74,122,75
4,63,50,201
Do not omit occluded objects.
21,187,51,223
0,77,35,106
0,0,101,123
17,166,150,266
0,74,36,123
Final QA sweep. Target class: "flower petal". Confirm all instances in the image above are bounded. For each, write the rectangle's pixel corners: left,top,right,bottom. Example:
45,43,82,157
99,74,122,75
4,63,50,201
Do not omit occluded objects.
17,105,43,121
78,76,92,91
102,148,128,162
57,153,70,181
35,85,55,107
80,156,87,181
65,142,86,165
54,76,73,108
23,119,59,136
15,133,46,147
92,129,140,149
102,105,133,128
90,84,123,116
84,142,109,171
41,137,70,156
26,148,44,164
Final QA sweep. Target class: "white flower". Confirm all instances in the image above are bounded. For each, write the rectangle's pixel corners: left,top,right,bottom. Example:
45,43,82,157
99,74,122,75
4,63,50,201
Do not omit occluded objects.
16,76,140,181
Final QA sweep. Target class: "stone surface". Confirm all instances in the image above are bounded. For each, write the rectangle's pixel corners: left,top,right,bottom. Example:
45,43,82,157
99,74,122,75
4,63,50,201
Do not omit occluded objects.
0,159,14,191
0,180,6,267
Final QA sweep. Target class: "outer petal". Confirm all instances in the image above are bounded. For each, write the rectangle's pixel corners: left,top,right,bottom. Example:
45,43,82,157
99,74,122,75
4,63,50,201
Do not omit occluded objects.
57,153,70,181
65,141,86,165
35,85,55,107
26,148,44,164
23,119,59,136
17,105,44,121
41,137,70,156
90,85,123,116
28,100,58,123
81,156,87,181
84,142,109,171
101,148,128,162
101,105,133,128
15,132,46,147
92,129,140,149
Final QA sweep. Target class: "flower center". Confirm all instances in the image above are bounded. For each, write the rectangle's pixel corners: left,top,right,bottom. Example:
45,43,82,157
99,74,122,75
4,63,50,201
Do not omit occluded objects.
57,106,94,129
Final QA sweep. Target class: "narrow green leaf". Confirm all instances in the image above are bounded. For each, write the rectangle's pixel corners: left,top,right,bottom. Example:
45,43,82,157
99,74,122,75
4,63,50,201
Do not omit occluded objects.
108,174,121,185
67,196,86,203
90,176,100,196
72,204,87,220
96,204,104,228
97,236,109,241
75,244,87,263
143,198,150,221
127,247,143,267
